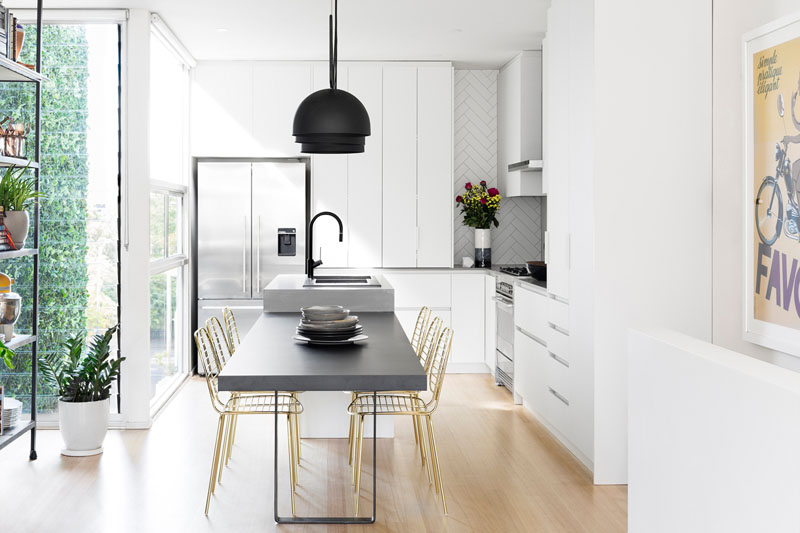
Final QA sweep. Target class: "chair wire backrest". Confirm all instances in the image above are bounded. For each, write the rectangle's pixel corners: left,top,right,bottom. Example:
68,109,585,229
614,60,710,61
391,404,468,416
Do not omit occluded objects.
418,316,443,371
206,316,233,369
194,327,225,413
223,307,241,353
426,327,453,412
410,306,431,355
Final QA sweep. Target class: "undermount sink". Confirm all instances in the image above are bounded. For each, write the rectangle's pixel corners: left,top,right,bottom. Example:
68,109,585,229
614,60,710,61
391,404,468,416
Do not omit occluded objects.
302,275,381,287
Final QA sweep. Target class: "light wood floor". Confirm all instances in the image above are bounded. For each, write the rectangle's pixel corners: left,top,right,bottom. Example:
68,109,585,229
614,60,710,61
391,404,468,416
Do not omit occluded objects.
0,374,626,532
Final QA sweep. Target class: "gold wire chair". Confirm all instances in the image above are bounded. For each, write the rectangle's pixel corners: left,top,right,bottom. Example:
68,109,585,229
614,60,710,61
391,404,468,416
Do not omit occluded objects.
206,316,233,366
217,308,302,465
410,306,431,355
348,327,454,514
347,315,443,472
206,315,241,467
194,327,304,516
222,306,241,353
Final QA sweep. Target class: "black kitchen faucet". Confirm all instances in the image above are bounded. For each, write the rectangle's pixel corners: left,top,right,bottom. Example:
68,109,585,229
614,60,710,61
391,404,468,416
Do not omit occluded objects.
307,211,343,279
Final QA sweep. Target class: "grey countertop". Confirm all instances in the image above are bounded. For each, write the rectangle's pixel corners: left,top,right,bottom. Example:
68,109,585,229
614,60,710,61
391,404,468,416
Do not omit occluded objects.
217,312,427,392
263,274,395,312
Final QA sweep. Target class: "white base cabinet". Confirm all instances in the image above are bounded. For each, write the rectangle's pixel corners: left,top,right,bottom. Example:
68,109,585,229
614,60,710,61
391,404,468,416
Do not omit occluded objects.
512,279,592,469
382,271,486,373
451,274,485,367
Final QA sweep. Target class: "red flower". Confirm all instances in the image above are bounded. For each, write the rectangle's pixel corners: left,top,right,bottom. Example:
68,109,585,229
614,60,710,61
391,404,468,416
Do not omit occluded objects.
455,195,463,203
480,180,487,186
465,182,473,190
488,187,499,196
480,197,487,205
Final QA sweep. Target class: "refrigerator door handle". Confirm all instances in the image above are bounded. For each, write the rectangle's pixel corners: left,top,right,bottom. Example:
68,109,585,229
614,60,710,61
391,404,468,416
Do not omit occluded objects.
242,216,247,294
256,215,261,292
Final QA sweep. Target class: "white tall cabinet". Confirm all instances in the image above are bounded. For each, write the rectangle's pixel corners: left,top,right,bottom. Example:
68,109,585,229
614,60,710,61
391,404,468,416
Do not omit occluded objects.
417,67,454,267
382,67,418,267
382,65,453,268
311,64,349,267
544,1,570,301
504,0,594,470
347,65,384,267
191,61,453,269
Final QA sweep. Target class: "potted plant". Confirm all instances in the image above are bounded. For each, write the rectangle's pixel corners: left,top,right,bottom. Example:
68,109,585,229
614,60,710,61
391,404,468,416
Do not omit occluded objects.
455,180,502,268
0,164,44,248
38,325,124,456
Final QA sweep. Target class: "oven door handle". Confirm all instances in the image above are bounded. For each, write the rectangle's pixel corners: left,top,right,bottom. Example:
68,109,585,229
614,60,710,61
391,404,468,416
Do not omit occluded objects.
492,295,514,310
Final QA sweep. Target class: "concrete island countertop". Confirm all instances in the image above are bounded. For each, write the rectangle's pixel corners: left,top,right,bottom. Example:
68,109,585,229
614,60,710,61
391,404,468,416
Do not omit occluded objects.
263,273,395,312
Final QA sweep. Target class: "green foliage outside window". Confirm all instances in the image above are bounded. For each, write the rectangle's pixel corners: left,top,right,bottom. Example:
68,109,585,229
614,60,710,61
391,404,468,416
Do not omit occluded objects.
0,25,118,414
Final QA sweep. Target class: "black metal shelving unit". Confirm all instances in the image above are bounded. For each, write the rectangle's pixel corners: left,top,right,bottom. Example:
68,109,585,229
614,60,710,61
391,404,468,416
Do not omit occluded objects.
0,0,44,461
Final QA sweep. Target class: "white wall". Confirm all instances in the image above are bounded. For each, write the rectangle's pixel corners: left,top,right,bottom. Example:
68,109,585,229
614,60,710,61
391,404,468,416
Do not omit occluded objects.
712,1,800,371
592,0,713,483
629,329,800,532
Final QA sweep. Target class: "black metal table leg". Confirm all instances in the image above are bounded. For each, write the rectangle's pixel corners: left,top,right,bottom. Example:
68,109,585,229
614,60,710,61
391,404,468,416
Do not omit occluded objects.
273,390,377,525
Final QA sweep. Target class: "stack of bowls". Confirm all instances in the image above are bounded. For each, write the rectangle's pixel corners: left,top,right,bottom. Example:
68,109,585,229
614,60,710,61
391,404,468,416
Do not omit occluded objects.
2,397,21,430
295,305,364,344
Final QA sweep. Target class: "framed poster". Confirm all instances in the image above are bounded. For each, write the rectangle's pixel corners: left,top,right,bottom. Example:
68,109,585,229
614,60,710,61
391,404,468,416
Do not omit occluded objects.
744,12,800,356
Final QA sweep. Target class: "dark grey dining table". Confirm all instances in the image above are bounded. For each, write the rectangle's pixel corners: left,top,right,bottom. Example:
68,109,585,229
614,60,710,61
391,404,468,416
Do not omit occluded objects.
217,311,427,525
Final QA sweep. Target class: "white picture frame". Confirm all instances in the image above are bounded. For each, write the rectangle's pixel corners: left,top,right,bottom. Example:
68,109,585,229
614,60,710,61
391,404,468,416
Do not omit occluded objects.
743,11,800,356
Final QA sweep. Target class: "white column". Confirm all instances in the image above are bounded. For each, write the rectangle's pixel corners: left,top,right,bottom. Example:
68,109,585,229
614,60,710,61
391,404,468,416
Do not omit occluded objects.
119,9,152,428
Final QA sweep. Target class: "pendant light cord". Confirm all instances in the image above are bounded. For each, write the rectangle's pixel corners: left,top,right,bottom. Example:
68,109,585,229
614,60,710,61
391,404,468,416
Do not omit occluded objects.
329,0,338,89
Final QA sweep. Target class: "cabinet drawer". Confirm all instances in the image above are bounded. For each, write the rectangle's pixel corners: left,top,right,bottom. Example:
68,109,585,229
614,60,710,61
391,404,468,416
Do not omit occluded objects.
514,329,547,411
544,383,571,435
515,283,548,341
547,297,569,332
545,350,570,402
383,274,451,309
545,324,569,362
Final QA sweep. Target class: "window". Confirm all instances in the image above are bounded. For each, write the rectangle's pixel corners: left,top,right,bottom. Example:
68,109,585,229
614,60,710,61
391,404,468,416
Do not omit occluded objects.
0,23,121,416
148,21,191,409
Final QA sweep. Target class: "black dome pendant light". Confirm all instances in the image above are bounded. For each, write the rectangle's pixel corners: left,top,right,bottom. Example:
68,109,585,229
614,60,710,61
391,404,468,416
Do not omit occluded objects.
293,0,371,154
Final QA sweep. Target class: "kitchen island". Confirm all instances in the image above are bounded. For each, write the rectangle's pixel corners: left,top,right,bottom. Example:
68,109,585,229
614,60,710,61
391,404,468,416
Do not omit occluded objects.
255,273,400,439
263,273,395,312
217,311,426,524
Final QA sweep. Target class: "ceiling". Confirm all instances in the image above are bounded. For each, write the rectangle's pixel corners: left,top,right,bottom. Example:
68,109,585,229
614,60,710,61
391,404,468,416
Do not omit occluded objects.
8,0,548,68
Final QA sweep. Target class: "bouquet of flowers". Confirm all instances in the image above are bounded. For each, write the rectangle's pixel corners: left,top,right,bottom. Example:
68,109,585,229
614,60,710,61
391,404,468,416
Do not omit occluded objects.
455,180,501,229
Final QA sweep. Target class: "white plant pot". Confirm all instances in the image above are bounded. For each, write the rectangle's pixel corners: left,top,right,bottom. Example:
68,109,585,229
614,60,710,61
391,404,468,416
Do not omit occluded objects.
58,398,110,456
3,210,29,248
474,228,492,268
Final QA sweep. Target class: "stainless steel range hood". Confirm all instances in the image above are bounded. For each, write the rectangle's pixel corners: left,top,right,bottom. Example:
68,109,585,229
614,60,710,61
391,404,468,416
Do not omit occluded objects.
508,159,544,172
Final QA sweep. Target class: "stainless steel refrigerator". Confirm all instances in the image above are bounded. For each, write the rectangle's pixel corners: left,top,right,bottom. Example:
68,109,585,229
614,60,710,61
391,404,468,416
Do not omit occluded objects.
194,158,310,371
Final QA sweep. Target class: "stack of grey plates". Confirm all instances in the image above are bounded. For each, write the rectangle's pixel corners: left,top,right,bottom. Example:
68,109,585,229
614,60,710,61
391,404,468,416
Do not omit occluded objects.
294,306,368,345
2,397,22,430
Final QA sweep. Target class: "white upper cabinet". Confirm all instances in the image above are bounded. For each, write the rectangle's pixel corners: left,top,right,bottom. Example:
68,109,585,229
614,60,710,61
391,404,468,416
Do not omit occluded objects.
310,63,349,267
252,63,312,157
417,66,454,267
382,66,418,267
347,64,384,267
498,51,543,197
191,63,255,156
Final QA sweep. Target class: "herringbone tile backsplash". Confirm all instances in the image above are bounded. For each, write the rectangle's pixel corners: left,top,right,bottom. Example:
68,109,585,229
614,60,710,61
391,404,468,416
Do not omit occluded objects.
453,70,544,266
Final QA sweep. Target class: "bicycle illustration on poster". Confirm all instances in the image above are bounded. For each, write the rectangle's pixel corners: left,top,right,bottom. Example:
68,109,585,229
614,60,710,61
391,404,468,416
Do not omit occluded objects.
745,13,800,355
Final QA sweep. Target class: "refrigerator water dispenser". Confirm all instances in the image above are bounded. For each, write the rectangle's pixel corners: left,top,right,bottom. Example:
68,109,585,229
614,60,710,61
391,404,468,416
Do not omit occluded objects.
278,228,297,256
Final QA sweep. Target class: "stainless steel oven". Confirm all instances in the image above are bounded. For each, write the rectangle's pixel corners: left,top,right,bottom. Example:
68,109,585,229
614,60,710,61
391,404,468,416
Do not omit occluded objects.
494,278,516,395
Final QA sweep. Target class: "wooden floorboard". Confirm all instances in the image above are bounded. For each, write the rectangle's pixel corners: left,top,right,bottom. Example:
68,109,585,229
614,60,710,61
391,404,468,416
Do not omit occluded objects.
0,374,626,532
